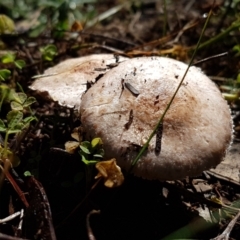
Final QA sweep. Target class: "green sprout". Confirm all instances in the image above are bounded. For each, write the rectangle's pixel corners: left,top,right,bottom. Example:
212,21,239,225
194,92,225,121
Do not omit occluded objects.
64,136,104,189
1,53,26,86
79,137,104,165
10,92,36,111
0,110,34,165
0,69,11,81
0,89,36,167
40,44,57,62
1,53,26,70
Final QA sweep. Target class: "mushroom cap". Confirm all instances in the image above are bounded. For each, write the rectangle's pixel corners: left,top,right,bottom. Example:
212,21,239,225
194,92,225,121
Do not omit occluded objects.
29,54,127,108
80,57,233,180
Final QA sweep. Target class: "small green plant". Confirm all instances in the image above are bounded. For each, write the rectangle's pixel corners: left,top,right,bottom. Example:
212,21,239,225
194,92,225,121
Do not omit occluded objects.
10,92,36,111
79,137,104,165
0,84,15,110
65,134,105,189
0,69,11,81
1,53,26,86
66,128,105,165
79,137,105,189
1,53,26,70
0,92,36,166
40,44,57,62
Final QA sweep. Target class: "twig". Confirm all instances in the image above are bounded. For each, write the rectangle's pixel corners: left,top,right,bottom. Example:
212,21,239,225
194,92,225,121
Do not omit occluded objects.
0,211,21,224
210,210,240,240
193,52,228,66
15,209,24,237
206,170,240,188
0,233,29,240
86,210,100,240
5,169,29,208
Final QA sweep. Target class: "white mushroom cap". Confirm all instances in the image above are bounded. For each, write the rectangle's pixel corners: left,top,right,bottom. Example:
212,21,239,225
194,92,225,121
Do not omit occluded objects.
29,54,127,108
80,57,233,180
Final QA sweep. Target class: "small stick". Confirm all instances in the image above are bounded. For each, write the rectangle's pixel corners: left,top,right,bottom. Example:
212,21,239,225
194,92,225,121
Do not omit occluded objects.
0,211,21,224
193,52,228,66
210,210,240,240
86,210,100,240
5,170,29,208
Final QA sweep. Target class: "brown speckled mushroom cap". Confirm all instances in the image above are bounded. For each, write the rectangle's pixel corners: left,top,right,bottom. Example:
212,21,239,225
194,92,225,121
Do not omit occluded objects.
30,54,127,108
80,57,233,180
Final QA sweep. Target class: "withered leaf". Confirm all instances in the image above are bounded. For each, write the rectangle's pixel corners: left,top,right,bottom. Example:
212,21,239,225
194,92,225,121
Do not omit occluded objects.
95,159,124,188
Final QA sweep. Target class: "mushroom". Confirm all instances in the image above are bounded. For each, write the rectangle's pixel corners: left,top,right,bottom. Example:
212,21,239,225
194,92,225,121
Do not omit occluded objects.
30,54,127,108
80,56,233,180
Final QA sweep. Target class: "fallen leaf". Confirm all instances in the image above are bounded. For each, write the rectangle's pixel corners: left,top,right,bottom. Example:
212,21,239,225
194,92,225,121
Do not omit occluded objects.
208,143,240,184
95,158,124,188
65,141,79,154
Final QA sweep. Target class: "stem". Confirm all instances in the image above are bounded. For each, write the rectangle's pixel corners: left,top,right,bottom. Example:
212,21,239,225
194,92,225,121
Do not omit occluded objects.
130,7,213,169
3,131,9,158
5,170,29,208
16,82,24,92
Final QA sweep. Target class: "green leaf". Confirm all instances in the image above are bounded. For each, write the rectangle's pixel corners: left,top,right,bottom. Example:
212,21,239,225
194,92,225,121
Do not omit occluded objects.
0,15,15,34
22,116,36,124
10,101,23,111
8,129,22,135
20,116,36,130
1,53,15,63
12,122,24,130
95,148,104,157
80,144,91,154
93,153,104,158
23,96,36,107
222,93,239,101
82,158,98,165
81,154,98,165
40,44,57,61
24,171,32,177
14,59,26,69
14,92,27,104
7,110,23,129
43,44,57,53
233,44,240,56
3,88,16,102
91,137,102,148
0,119,6,132
0,69,11,81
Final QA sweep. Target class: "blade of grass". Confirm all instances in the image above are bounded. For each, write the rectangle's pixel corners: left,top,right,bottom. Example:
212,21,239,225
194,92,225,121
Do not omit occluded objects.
130,6,214,170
